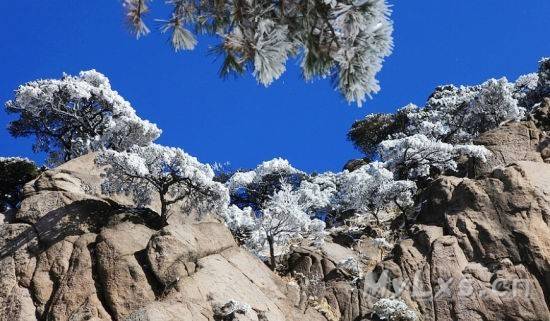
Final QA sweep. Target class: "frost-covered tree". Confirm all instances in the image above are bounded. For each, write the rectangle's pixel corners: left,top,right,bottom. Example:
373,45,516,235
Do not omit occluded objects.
0,157,41,212
222,205,257,244
121,0,393,105
297,173,339,215
468,78,525,134
400,78,524,145
224,159,330,268
291,163,416,225
537,57,550,96
222,182,325,270
223,158,415,264
226,158,305,211
346,74,540,179
516,57,550,110
409,85,481,144
379,134,489,179
336,162,416,221
347,111,408,158
349,75,529,158
226,157,417,222
514,73,540,109
96,144,228,224
259,182,323,269
5,70,161,165
225,158,342,224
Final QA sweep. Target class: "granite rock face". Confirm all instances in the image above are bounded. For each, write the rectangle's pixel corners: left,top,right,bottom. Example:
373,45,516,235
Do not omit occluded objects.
0,154,325,321
284,123,550,321
473,121,546,175
286,162,550,321
393,161,548,321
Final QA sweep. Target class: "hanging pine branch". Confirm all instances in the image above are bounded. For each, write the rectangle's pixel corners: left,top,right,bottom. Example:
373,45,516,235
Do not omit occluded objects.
122,0,393,106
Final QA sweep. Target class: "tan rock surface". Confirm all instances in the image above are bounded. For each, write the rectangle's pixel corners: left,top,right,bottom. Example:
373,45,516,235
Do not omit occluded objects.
0,154,325,321
393,161,550,321
286,162,550,321
473,121,545,175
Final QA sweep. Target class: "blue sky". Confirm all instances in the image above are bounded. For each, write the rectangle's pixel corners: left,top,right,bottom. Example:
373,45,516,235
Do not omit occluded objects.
1,1,549,172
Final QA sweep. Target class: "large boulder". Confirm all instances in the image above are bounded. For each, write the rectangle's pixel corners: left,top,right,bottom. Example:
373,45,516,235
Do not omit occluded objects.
0,224,38,321
392,162,550,321
95,222,157,319
145,222,235,287
15,153,174,230
473,121,545,175
15,153,130,246
44,233,112,321
127,222,326,321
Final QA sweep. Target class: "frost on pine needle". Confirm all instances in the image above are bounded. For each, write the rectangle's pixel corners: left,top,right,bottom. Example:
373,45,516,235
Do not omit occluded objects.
123,0,151,38
158,12,197,51
253,20,292,86
119,0,394,105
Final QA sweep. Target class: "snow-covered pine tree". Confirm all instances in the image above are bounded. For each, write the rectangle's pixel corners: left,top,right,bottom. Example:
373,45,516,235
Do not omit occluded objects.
346,63,550,179
96,144,229,224
122,0,393,106
5,70,161,165
221,157,416,267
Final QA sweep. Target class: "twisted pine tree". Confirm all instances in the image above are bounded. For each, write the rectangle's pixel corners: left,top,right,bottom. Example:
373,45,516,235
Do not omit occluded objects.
5,70,161,165
96,144,229,224
122,0,393,106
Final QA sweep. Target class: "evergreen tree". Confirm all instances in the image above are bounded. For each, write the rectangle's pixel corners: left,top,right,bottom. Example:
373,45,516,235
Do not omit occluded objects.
5,70,161,165
96,144,229,224
0,157,41,212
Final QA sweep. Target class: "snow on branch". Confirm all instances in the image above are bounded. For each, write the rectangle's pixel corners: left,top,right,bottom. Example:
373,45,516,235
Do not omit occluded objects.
122,0,394,106
96,144,229,223
5,70,161,165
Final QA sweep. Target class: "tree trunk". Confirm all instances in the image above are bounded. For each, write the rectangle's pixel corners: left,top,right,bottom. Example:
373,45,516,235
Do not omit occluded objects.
160,194,168,225
268,236,276,271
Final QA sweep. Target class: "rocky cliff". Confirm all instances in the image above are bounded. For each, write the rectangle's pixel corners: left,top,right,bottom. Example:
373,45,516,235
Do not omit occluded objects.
1,121,550,321
0,154,325,321
287,121,550,321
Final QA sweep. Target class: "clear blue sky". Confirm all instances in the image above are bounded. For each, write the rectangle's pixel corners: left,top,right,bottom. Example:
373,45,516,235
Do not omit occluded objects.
1,1,549,172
